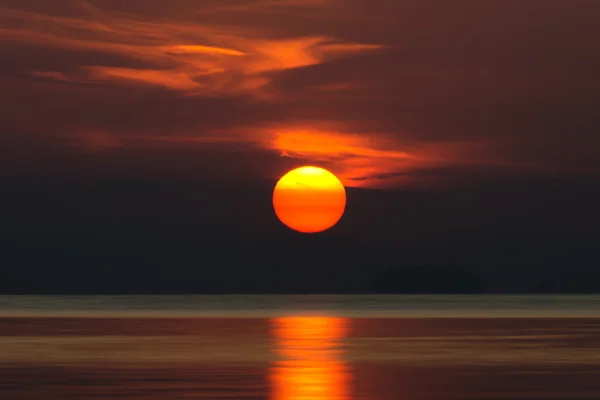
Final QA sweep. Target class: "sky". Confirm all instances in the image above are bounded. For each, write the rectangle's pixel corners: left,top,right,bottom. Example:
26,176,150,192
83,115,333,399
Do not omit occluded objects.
2,0,599,187
1,0,600,292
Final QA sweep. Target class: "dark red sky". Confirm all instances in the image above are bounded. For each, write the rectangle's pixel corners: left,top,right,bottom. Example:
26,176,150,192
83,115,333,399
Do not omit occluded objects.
1,0,599,187
1,1,600,293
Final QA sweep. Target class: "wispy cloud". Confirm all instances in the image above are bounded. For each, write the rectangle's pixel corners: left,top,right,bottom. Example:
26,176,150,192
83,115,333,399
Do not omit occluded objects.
263,128,440,186
161,45,246,57
85,66,203,90
0,5,380,94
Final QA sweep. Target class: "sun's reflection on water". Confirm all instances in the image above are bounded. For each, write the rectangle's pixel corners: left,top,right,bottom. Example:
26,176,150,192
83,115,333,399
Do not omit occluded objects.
269,316,351,400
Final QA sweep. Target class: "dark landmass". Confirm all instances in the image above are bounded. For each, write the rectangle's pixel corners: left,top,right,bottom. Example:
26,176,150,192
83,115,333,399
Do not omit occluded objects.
1,180,600,294
2,234,600,294
369,265,487,294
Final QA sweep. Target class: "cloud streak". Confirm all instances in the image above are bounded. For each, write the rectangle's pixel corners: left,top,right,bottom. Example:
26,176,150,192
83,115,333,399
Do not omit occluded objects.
0,6,381,95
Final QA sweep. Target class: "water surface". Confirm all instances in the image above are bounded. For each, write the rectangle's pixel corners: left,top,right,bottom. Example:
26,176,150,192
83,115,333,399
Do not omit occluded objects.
2,295,600,317
1,295,599,399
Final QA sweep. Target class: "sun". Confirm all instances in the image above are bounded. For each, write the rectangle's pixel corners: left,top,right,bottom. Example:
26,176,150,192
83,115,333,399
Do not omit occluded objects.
272,166,346,233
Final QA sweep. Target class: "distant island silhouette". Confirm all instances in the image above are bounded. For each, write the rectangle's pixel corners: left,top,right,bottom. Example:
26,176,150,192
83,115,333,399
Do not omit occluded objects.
369,265,487,294
2,245,600,294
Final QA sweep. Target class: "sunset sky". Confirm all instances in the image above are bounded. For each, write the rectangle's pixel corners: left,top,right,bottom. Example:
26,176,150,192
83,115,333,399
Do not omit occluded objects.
2,0,600,293
2,0,599,187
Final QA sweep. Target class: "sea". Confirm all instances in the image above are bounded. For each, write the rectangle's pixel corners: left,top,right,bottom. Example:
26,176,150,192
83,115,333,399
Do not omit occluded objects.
1,295,600,399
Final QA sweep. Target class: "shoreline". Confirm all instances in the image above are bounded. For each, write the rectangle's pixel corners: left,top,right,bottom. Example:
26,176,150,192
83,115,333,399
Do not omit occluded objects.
1,310,600,318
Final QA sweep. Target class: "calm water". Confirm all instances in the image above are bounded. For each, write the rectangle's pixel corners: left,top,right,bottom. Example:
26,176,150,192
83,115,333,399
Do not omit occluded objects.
2,295,600,317
1,295,600,399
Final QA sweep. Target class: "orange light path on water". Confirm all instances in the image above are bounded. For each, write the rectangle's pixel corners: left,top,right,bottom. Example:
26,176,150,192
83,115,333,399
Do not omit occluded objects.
269,316,351,400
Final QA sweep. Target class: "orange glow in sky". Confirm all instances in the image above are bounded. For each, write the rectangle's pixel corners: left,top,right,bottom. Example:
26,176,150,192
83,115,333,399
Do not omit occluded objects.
268,129,431,187
272,166,346,233
270,316,350,400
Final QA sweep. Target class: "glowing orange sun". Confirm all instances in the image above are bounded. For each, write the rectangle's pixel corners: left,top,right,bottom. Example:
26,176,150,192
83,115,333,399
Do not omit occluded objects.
273,166,346,233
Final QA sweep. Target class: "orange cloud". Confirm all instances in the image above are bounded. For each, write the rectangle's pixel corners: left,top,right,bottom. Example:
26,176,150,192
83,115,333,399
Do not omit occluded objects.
252,38,381,72
1,6,381,94
28,71,74,82
160,45,246,57
85,66,202,90
259,126,505,188
265,128,426,187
